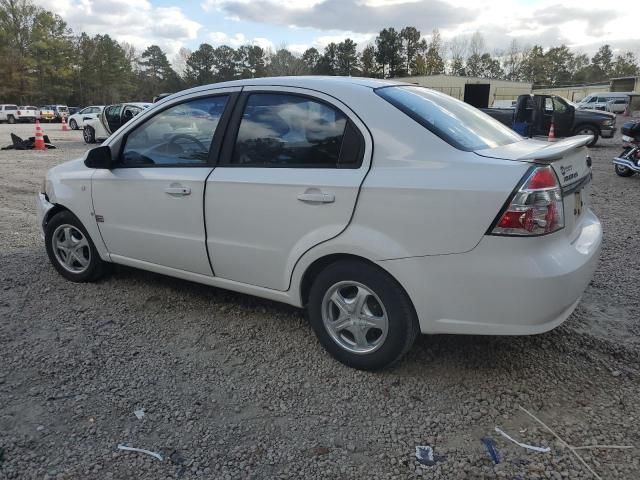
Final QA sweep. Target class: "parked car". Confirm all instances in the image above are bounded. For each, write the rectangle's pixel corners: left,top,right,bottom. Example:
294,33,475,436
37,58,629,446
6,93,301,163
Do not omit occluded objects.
83,103,151,143
576,92,631,112
37,77,602,370
38,106,55,122
42,104,69,122
482,94,616,147
17,106,38,122
68,106,82,115
68,105,104,130
0,104,38,123
605,98,629,114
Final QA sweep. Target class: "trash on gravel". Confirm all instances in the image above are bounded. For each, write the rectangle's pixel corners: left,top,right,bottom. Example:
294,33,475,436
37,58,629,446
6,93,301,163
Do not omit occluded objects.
1,133,56,150
481,437,500,464
495,426,551,453
133,408,145,420
415,445,446,466
117,444,163,461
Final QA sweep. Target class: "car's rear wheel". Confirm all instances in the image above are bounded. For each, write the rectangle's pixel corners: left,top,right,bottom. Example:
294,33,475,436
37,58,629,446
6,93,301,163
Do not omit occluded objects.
83,126,96,144
574,125,599,147
307,260,419,370
69,119,78,130
45,211,105,282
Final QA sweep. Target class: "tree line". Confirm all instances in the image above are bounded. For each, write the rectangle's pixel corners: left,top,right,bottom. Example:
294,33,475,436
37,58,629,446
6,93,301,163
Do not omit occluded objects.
1,0,638,106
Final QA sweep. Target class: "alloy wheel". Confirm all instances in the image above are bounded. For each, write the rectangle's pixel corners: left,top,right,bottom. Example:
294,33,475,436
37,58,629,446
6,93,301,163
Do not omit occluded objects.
321,281,389,354
52,224,91,273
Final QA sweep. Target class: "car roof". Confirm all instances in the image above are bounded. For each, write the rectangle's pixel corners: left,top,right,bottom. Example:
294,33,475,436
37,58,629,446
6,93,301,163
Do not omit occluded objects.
162,76,410,102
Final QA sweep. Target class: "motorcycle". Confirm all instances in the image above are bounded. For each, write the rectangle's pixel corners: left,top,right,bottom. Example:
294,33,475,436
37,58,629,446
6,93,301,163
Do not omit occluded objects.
613,120,640,177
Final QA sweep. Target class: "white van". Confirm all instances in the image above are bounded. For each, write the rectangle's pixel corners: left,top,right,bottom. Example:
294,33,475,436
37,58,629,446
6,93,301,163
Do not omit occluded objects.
577,92,630,113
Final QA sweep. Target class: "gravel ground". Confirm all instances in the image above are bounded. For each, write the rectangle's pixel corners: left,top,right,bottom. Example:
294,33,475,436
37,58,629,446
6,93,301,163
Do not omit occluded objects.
1,121,639,479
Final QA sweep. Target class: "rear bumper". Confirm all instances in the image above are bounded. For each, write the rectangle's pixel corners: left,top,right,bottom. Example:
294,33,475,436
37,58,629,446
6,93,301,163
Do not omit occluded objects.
381,209,602,335
36,193,54,239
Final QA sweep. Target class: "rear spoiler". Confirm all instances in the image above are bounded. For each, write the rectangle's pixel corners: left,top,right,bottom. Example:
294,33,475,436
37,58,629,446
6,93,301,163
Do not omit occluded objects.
514,135,592,163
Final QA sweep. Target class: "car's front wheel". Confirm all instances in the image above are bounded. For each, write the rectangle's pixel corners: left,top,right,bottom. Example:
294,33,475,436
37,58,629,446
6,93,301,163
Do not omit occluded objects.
83,126,96,144
69,119,78,130
574,125,599,147
45,210,105,282
307,260,419,370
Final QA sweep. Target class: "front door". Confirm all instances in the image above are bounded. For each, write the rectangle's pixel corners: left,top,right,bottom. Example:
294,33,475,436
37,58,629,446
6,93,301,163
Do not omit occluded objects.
91,92,237,275
205,87,372,291
551,96,575,137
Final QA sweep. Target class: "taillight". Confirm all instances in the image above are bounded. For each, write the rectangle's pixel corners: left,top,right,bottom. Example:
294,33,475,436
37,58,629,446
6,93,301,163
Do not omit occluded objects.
17,110,21,115
490,166,564,236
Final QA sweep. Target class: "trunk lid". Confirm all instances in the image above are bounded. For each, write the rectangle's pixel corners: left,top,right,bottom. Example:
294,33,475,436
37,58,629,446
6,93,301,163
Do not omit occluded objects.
476,136,593,239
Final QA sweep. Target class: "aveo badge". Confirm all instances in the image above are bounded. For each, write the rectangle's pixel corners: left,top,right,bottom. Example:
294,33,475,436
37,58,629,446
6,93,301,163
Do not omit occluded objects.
560,164,578,183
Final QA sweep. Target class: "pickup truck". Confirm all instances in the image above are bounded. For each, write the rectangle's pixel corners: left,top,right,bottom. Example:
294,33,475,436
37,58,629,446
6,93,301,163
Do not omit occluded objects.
481,94,616,147
0,104,38,123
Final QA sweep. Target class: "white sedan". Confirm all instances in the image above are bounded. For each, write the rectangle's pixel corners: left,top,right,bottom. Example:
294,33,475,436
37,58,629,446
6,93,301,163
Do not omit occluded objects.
36,77,602,370
67,105,104,130
83,102,151,143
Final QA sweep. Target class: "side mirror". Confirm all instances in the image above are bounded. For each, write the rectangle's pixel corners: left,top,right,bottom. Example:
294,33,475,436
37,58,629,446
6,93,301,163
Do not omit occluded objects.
84,145,113,169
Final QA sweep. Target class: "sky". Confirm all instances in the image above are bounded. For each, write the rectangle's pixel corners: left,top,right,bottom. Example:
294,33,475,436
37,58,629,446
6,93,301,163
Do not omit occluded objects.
38,0,640,62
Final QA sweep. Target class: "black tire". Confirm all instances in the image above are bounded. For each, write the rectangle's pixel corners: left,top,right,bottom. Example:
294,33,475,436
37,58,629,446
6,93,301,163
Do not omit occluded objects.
615,147,636,177
69,119,78,130
7,115,15,124
307,260,419,370
574,125,599,147
45,210,105,282
83,126,96,144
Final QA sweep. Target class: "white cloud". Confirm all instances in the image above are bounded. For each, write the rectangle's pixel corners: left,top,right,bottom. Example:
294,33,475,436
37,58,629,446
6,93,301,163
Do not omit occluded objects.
38,0,201,58
208,32,275,51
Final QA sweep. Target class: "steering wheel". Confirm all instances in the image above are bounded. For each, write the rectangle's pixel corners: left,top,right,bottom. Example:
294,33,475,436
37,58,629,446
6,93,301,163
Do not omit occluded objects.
167,134,206,153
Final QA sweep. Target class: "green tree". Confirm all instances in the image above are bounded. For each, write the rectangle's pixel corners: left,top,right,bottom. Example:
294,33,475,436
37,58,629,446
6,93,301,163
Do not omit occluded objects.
266,48,306,76
400,26,421,75
612,51,639,78
359,44,378,77
317,42,338,75
545,45,574,85
591,45,613,81
301,47,321,74
235,45,266,78
375,27,404,78
138,45,181,99
521,45,548,85
423,29,444,75
184,43,216,86
336,38,358,76
212,45,237,81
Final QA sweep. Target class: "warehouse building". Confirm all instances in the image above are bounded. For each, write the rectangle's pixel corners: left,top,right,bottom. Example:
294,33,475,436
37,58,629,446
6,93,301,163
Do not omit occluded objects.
400,74,533,108
533,76,640,102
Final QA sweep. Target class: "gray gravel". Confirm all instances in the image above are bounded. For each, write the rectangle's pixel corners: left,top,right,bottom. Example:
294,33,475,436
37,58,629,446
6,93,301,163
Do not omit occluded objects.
1,121,639,479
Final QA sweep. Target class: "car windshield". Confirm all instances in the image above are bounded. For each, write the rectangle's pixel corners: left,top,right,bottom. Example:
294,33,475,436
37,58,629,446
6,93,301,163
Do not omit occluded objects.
375,86,522,151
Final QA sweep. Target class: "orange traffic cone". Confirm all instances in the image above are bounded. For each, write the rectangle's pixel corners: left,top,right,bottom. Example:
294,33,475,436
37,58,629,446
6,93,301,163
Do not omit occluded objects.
548,121,556,142
61,116,70,131
34,120,46,151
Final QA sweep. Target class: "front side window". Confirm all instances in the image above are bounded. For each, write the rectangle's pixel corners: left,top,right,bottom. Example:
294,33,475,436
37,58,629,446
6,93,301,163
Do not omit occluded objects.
376,86,521,151
121,96,228,167
232,93,348,167
552,97,568,113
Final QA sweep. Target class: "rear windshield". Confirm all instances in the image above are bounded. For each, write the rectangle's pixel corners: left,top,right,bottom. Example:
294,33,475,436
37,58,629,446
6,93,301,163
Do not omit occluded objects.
57,106,68,112
375,86,522,151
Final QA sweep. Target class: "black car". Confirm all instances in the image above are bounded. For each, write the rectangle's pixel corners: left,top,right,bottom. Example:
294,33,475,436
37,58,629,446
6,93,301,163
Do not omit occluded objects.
481,94,616,147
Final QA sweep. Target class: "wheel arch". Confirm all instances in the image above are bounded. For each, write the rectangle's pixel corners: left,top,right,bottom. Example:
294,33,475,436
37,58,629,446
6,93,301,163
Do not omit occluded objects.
297,253,417,319
573,122,601,135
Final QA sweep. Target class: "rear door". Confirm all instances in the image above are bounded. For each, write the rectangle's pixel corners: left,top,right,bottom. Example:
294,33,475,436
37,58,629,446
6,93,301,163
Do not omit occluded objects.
91,91,238,275
205,86,372,291
102,105,123,134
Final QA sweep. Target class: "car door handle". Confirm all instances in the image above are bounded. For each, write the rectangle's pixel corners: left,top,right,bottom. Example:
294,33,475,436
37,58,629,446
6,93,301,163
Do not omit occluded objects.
297,191,335,203
164,186,191,196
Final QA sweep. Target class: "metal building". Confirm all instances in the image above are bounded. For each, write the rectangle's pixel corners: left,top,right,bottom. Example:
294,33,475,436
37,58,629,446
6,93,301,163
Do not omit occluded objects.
400,74,533,108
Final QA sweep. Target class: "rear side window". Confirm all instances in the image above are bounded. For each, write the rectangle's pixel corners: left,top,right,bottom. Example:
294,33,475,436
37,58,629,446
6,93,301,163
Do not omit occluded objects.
5,105,17,111
375,86,521,151
231,93,356,168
